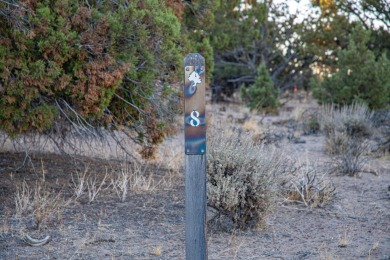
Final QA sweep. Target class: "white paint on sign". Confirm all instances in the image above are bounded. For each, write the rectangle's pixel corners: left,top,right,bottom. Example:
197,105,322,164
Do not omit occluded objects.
190,110,200,127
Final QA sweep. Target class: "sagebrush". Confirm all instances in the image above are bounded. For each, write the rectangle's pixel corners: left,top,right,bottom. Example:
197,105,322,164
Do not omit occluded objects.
319,103,373,175
284,160,335,207
371,108,390,154
207,127,288,229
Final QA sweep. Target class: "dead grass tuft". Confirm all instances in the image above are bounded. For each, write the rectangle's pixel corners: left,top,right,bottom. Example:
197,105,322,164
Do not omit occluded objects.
368,241,379,259
86,169,109,203
71,167,88,199
338,228,349,248
70,159,175,204
14,180,70,230
111,164,131,202
152,246,162,256
14,180,32,216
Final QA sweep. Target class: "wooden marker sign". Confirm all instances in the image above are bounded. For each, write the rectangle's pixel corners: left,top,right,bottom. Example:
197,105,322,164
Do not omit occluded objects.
184,54,206,155
184,53,207,260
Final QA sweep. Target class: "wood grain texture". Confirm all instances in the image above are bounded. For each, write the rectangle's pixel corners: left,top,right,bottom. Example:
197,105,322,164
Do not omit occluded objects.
184,53,205,67
185,154,207,260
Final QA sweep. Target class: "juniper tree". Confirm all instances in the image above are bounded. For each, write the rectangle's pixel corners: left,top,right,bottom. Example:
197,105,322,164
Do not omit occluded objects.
0,0,183,157
241,62,279,113
312,26,390,109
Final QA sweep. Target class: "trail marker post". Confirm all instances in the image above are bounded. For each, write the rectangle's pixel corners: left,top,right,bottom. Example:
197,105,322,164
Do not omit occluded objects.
184,53,207,260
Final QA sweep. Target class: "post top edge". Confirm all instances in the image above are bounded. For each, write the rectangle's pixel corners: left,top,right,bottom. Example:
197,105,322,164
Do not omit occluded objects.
184,53,205,66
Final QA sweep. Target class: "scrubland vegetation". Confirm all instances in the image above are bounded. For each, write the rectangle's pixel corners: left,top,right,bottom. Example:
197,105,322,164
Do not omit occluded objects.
1,99,389,259
0,0,389,259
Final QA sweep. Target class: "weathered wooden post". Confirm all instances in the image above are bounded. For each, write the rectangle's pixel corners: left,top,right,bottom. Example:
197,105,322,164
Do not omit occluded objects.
184,53,207,260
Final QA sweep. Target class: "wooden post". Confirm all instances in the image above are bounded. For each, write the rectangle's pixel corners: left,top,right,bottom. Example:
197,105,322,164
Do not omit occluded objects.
184,53,207,260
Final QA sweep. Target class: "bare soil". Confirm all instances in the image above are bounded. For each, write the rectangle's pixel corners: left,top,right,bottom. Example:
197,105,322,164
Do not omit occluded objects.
0,97,389,260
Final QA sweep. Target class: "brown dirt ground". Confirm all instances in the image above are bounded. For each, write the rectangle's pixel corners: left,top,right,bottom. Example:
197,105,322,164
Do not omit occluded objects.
0,97,389,260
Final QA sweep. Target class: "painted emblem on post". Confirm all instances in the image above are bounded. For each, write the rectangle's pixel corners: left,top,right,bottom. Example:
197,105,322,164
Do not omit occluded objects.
187,71,202,96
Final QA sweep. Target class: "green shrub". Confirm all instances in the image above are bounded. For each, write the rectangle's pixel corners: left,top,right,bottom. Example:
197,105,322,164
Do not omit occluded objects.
312,26,390,110
0,1,126,135
240,62,279,113
0,0,183,156
180,0,218,82
207,127,286,229
300,111,321,135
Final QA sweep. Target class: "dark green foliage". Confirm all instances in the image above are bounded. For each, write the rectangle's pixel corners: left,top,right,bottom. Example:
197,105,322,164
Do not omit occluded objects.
209,1,267,101
104,0,183,153
0,0,124,135
338,0,390,32
180,0,218,81
302,114,320,135
0,0,183,154
241,63,279,113
209,1,316,103
312,26,390,109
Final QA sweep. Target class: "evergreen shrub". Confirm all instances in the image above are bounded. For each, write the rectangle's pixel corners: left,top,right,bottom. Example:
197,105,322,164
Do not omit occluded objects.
240,62,279,113
312,27,390,110
0,0,184,157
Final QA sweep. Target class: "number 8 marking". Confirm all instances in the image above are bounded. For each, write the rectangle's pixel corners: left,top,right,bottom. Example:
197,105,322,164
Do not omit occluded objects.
190,110,200,127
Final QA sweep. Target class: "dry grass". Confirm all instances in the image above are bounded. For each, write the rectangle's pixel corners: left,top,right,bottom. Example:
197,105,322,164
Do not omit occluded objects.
8,155,177,244
71,167,88,199
320,103,373,154
114,162,168,194
128,162,158,192
14,180,32,216
241,118,261,133
111,164,131,202
156,142,183,173
1,98,388,259
152,246,162,256
86,170,109,203
368,241,379,259
32,184,68,230
371,108,390,156
338,228,349,248
14,180,70,231
70,160,175,203
334,140,370,176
